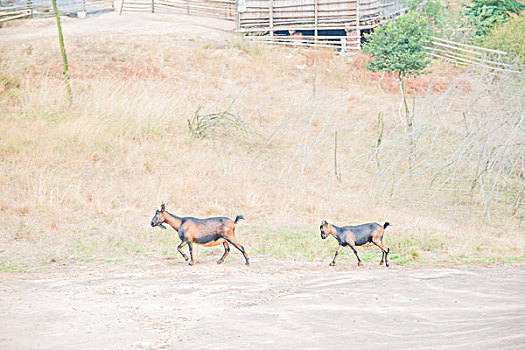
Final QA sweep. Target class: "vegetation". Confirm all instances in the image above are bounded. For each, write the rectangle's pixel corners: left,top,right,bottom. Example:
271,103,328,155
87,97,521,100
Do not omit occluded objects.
362,13,431,170
463,0,524,39
51,0,72,104
481,14,525,64
405,0,524,66
362,13,431,79
0,24,524,272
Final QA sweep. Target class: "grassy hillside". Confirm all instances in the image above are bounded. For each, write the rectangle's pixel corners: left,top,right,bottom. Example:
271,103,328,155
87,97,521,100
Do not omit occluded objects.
0,31,523,271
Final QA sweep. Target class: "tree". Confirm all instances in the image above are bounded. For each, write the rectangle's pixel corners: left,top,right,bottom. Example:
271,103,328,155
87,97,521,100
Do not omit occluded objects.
463,0,524,39
362,12,431,171
52,0,72,105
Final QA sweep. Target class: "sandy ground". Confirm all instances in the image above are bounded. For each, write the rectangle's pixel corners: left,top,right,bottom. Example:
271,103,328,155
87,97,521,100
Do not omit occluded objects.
1,257,524,349
0,11,234,43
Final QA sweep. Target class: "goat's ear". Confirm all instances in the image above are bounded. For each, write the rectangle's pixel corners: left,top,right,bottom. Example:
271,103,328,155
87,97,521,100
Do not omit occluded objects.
320,220,327,226
160,203,165,212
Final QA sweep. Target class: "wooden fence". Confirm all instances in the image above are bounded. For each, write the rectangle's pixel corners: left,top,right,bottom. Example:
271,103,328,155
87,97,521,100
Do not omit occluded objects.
0,0,114,23
119,0,236,19
237,0,359,31
426,36,519,73
245,34,360,50
0,6,31,23
236,0,407,50
237,0,406,32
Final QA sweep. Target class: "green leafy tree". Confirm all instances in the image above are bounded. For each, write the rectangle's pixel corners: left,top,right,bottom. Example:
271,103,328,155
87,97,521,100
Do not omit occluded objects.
422,0,445,25
463,0,524,39
363,13,431,80
362,12,431,171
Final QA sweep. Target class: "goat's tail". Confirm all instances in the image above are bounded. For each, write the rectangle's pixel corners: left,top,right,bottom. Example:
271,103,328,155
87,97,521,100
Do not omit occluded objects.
383,222,390,229
234,215,245,224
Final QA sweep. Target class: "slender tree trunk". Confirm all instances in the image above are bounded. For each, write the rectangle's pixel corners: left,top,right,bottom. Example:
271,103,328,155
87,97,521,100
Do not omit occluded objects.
334,130,342,182
52,0,72,105
399,73,413,173
375,112,383,169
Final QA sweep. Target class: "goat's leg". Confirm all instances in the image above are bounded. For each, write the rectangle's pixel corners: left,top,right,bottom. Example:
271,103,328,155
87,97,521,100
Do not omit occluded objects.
187,241,195,266
379,250,385,265
225,236,249,266
329,245,344,266
348,243,363,267
217,241,230,264
177,241,189,261
372,238,390,267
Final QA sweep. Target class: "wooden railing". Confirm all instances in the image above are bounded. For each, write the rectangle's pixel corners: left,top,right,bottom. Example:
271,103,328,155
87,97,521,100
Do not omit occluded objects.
0,0,114,24
119,0,235,19
426,36,519,73
0,6,31,23
245,34,361,49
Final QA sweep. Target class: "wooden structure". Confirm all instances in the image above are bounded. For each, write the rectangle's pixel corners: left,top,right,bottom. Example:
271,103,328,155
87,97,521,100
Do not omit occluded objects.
115,0,407,51
119,0,236,19
426,36,518,73
0,0,114,24
237,0,407,50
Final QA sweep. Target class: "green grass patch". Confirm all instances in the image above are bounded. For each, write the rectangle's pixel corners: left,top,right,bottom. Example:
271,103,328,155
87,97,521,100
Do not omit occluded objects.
459,255,524,266
0,259,33,273
4,224,521,272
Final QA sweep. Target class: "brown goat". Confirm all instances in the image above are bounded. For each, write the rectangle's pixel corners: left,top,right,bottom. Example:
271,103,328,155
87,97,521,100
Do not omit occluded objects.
151,204,249,266
320,220,391,267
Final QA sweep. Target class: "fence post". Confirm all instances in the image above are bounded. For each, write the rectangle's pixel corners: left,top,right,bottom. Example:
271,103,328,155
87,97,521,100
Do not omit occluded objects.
28,0,34,18
119,0,125,15
356,0,360,49
235,0,239,31
314,0,318,40
269,0,274,37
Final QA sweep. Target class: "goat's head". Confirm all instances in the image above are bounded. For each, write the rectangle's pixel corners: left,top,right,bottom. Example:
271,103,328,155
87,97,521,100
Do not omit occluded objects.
151,204,168,229
320,220,333,239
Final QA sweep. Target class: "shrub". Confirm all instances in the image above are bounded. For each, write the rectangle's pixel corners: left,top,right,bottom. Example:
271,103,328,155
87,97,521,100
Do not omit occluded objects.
463,0,524,39
481,14,525,65
362,13,431,79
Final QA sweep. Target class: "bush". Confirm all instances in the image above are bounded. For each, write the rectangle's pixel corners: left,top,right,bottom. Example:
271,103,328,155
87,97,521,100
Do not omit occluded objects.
481,14,525,65
463,0,524,39
362,13,431,78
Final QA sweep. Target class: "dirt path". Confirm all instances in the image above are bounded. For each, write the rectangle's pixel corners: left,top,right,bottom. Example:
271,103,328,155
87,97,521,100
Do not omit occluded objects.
0,11,233,43
1,258,524,349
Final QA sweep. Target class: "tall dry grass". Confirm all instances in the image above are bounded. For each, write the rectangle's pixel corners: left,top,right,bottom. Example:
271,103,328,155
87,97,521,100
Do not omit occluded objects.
0,32,523,271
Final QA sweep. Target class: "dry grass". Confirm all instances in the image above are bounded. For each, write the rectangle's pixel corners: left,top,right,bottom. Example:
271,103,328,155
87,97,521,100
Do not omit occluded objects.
0,30,523,272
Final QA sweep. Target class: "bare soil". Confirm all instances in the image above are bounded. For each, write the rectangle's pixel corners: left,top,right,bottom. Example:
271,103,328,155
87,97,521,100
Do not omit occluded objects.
0,11,233,43
1,257,524,349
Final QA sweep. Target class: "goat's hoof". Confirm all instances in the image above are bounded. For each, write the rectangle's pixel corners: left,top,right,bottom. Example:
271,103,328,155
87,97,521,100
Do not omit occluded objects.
386,263,390,267
379,261,384,266
183,256,189,261
358,262,363,267
217,260,223,264
188,261,195,266
329,262,336,266
245,261,250,266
